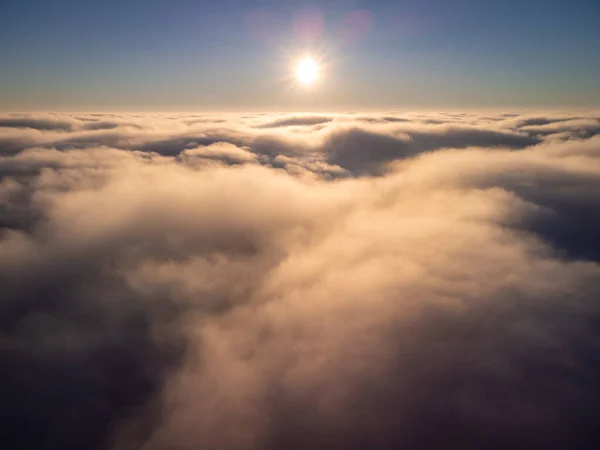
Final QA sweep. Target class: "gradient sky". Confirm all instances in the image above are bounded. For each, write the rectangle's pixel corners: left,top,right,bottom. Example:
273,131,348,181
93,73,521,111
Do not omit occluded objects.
1,0,599,111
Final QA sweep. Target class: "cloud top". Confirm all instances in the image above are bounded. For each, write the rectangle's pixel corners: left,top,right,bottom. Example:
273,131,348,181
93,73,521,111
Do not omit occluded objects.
1,110,600,450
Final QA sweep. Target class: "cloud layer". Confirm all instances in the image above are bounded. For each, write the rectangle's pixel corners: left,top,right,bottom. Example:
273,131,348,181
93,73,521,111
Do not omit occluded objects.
1,110,600,450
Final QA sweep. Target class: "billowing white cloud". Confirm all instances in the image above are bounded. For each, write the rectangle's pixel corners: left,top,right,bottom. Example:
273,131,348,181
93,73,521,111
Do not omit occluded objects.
1,111,600,450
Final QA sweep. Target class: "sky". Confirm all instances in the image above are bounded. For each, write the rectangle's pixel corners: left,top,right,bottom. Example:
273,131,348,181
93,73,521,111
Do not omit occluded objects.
3,1,600,448
1,0,599,111
3,2,600,448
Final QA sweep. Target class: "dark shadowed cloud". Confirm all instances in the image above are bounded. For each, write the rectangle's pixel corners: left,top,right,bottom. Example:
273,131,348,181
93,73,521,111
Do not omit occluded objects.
255,115,334,128
0,114,77,131
323,124,540,174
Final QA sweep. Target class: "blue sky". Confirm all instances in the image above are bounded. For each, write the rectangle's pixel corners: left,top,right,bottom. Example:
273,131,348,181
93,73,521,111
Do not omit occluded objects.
1,0,599,111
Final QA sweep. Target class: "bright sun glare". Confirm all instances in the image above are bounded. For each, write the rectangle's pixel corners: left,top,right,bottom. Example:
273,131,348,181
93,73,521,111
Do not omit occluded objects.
296,56,319,86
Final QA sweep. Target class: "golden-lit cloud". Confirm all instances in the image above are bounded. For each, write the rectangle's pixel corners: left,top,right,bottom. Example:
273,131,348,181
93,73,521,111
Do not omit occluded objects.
1,111,600,450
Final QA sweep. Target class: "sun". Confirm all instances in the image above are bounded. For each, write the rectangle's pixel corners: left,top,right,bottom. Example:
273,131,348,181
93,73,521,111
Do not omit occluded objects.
296,56,319,86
